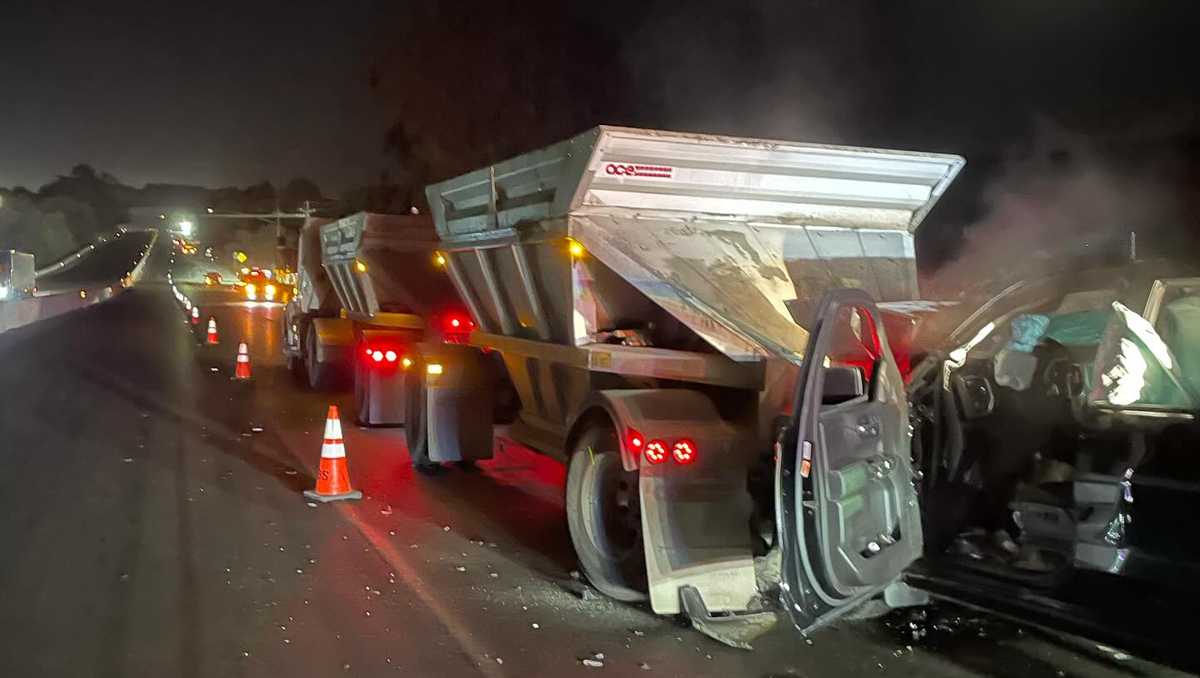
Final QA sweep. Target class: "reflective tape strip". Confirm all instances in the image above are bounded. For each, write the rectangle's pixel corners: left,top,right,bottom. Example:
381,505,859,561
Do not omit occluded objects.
321,442,346,458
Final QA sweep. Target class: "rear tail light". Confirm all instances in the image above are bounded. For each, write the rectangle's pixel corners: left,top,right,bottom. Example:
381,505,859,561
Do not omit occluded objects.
625,428,645,454
363,343,406,367
441,312,475,344
671,439,698,465
632,430,699,466
643,439,669,465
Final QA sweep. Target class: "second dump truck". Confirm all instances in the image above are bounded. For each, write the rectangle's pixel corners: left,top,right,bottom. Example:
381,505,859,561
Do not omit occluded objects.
282,212,463,425
402,126,964,642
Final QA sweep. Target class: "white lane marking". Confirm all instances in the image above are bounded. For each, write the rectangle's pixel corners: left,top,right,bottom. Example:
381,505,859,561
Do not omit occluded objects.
334,503,505,678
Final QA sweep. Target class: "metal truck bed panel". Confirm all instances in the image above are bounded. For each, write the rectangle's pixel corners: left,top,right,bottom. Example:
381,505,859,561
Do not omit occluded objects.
319,212,457,318
427,126,963,363
297,217,337,314
428,126,964,241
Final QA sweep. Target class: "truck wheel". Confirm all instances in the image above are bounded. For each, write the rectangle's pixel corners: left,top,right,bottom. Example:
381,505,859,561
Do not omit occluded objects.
354,362,371,426
405,370,435,471
286,353,308,386
305,324,338,391
566,425,647,602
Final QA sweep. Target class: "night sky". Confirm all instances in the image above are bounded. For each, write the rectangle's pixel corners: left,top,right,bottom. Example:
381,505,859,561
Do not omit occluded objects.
3,1,1199,201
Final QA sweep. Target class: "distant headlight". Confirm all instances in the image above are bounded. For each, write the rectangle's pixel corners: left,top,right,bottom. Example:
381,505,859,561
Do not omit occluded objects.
264,284,277,300
245,283,257,300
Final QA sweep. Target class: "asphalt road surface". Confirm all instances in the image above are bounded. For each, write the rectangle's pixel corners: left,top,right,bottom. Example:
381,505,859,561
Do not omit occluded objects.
0,236,1183,677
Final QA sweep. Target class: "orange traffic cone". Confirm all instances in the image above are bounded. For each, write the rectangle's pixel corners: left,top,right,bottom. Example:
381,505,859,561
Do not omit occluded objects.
190,306,200,325
234,342,252,380
206,317,220,345
304,406,362,503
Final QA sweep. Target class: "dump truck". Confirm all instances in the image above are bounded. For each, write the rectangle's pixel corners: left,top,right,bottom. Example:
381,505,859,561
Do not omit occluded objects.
282,212,463,425
403,126,964,642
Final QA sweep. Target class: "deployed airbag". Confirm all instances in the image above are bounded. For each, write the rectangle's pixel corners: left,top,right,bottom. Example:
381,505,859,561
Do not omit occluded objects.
1090,302,1195,410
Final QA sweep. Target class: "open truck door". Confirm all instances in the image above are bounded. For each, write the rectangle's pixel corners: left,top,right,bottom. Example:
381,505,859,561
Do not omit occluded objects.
776,289,923,632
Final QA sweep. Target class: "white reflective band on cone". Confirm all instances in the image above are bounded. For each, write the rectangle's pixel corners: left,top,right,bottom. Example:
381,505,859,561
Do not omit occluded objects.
320,441,346,459
323,414,343,441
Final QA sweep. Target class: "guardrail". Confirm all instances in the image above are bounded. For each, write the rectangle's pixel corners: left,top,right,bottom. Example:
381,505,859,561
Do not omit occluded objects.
1,231,157,335
33,228,151,278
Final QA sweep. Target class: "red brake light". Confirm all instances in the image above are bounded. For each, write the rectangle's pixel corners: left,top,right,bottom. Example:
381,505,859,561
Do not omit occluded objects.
384,350,397,362
442,313,474,342
371,350,383,362
644,439,669,465
626,428,644,453
671,439,698,465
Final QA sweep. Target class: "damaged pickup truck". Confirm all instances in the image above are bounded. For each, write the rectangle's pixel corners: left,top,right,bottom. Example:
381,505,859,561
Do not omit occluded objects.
776,258,1200,665
891,262,1200,670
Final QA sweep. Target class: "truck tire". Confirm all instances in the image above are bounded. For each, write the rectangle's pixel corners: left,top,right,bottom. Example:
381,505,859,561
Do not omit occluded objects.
305,323,338,391
354,362,370,425
286,317,308,385
566,425,647,602
287,353,308,386
405,370,435,471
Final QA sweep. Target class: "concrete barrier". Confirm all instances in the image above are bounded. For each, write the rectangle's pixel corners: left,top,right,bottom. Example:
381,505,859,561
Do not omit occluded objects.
0,231,157,335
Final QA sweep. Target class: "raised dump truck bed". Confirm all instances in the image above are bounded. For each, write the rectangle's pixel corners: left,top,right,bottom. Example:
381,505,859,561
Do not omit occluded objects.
429,125,962,362
283,212,461,425
413,126,963,644
320,212,457,322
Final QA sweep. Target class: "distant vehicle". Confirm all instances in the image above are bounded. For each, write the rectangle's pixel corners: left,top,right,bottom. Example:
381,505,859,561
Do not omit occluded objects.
239,266,288,303
203,271,222,286
0,250,36,300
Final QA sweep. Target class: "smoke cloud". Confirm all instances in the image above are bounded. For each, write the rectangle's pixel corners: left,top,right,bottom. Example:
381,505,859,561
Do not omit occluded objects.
924,116,1200,298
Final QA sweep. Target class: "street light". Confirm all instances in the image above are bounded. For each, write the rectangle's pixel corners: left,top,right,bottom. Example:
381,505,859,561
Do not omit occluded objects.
206,207,214,214
178,220,194,236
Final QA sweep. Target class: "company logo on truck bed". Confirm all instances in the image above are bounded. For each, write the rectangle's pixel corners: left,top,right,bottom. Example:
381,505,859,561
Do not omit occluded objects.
601,162,674,179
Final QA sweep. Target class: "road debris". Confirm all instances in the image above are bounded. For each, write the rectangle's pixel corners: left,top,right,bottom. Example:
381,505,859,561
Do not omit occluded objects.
455,566,467,572
380,506,393,516
639,663,651,671
306,502,317,508
122,457,134,463
560,576,602,601
251,426,264,432
531,623,539,629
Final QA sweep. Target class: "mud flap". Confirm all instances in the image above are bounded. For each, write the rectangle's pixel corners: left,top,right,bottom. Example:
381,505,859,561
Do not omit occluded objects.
680,586,779,650
423,343,494,463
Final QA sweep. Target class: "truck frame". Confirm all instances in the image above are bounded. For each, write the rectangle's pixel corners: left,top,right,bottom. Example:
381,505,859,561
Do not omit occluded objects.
407,126,964,643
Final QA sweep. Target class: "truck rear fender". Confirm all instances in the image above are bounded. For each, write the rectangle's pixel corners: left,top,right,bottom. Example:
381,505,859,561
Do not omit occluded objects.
569,389,762,617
